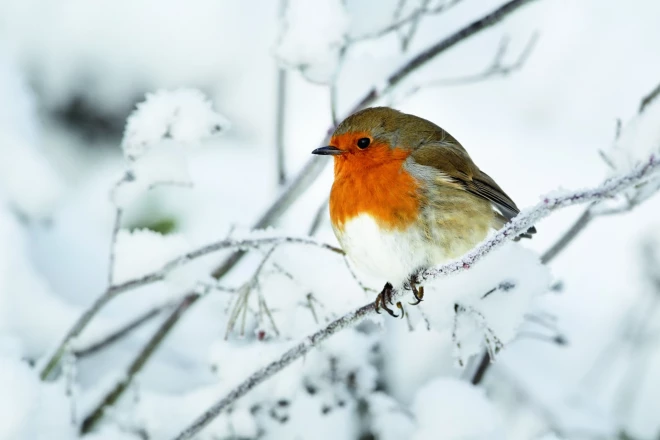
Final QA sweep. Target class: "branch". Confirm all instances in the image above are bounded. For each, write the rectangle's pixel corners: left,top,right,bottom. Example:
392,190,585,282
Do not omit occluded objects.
172,155,660,440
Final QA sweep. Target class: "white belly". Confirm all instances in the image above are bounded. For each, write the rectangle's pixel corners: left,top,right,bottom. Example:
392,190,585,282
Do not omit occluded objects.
333,214,449,287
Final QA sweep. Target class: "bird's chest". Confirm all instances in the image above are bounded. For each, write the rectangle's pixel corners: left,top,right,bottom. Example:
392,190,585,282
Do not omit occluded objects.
332,214,430,285
329,159,421,231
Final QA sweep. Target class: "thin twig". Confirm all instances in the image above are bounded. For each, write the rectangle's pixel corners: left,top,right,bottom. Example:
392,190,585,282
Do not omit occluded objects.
396,0,431,51
225,248,277,339
275,67,288,185
73,302,175,358
107,208,123,286
172,153,660,440
540,206,593,264
344,257,378,294
349,0,464,43
639,80,660,113
403,31,539,100
307,197,330,236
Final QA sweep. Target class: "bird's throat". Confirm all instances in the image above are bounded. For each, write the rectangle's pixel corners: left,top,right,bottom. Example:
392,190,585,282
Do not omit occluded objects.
330,151,421,231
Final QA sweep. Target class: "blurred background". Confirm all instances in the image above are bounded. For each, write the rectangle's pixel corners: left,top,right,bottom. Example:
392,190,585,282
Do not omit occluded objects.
1,0,660,439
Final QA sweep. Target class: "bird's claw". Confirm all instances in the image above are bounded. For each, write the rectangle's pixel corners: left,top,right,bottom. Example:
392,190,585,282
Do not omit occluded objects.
409,285,424,305
374,283,402,318
407,274,424,305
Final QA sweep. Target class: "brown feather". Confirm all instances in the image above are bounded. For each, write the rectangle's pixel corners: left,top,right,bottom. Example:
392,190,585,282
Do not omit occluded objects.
410,138,536,238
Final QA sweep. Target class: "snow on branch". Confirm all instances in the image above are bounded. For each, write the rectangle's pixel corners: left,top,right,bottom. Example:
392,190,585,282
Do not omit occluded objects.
122,88,230,160
171,155,660,440
38,233,343,381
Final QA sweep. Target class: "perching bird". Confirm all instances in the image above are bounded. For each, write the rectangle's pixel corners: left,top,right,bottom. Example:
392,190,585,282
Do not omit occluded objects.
312,107,535,316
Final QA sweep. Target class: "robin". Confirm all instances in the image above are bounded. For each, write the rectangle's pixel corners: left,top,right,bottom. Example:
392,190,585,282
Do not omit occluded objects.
312,107,535,317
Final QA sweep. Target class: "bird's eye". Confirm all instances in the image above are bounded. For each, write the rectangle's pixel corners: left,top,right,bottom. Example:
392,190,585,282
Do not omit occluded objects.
357,138,371,149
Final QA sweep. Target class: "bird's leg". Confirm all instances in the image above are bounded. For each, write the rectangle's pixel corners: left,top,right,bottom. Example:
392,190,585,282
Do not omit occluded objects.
407,273,424,306
374,282,404,319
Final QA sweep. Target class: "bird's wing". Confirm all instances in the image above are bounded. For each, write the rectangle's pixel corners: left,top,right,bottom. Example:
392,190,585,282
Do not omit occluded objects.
409,141,536,237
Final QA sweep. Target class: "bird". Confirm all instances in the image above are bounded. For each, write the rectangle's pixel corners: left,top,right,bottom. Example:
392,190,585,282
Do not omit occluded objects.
312,107,535,317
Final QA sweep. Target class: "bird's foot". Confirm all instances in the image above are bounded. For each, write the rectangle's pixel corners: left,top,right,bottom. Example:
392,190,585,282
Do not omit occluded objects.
407,274,425,306
374,282,404,319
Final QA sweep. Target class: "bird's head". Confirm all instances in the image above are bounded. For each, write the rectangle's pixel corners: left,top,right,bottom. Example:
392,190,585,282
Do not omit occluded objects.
312,107,409,163
312,107,445,173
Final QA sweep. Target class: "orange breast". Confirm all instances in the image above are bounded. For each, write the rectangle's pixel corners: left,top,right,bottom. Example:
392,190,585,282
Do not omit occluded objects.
329,145,422,231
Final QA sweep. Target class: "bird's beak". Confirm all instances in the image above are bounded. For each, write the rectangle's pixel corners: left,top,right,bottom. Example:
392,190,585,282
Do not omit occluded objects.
312,146,343,156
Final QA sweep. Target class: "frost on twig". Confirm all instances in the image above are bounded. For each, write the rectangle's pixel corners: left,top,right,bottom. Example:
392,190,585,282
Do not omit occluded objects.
350,0,464,44
225,248,281,339
400,31,539,102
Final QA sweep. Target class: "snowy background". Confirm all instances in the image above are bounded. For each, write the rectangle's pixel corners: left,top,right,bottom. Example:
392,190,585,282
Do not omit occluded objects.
1,0,660,439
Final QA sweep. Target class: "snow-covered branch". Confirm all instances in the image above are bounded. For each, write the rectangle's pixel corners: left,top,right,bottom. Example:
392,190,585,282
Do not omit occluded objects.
39,234,343,380
171,155,660,440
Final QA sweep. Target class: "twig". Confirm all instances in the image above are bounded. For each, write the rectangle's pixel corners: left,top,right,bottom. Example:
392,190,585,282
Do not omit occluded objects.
639,80,660,113
402,31,539,99
172,153,660,440
225,248,277,339
307,197,329,236
108,173,133,286
344,257,378,294
210,0,543,280
73,301,175,358
107,208,123,286
540,206,593,264
80,292,201,434
395,0,431,51
275,67,288,185
349,0,464,43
